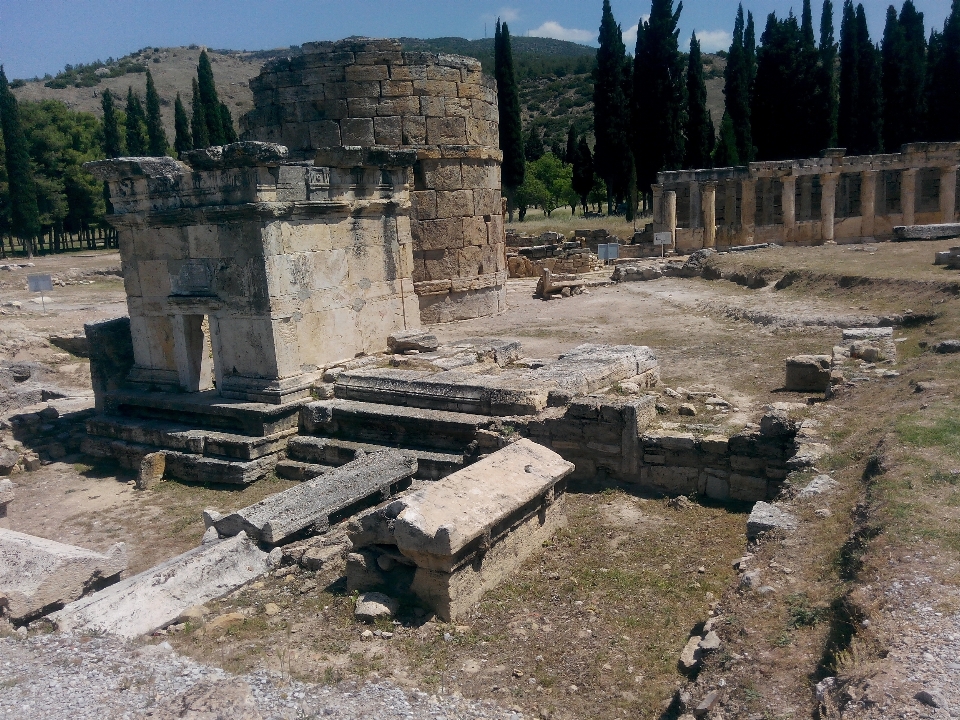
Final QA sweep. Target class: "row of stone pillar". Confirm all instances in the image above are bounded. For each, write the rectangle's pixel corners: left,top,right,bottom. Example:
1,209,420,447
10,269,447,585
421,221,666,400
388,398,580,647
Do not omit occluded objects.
657,165,959,246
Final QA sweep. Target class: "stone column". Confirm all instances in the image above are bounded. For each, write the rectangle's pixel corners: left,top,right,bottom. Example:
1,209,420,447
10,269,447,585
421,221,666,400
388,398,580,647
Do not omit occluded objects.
781,176,796,244
689,181,701,229
820,172,839,242
939,166,958,224
664,190,677,244
901,167,917,226
740,179,757,243
652,186,663,225
702,183,717,248
860,171,877,239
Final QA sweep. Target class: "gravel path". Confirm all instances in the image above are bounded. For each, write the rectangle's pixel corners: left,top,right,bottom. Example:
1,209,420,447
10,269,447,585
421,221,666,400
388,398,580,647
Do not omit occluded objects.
0,632,524,720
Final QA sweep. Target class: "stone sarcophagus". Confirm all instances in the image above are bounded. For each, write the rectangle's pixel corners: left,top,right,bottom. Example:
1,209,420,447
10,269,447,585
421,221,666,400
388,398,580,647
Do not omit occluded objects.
86,142,420,405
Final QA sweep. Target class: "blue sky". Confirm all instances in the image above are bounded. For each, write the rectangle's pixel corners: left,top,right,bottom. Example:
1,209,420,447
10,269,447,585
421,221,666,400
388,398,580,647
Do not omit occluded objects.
1,0,955,80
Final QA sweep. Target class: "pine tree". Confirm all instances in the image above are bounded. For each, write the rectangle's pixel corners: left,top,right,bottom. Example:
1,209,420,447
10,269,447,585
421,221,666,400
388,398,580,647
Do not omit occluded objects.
713,110,741,166
854,5,883,153
174,93,192,155
144,69,168,156
197,50,225,145
190,77,209,150
124,87,148,156
633,0,686,194
219,103,237,143
926,0,960,141
565,124,577,164
685,33,714,169
594,0,631,212
819,0,839,148
725,5,754,163
572,136,594,213
0,68,41,256
495,19,525,212
525,124,545,161
101,88,123,158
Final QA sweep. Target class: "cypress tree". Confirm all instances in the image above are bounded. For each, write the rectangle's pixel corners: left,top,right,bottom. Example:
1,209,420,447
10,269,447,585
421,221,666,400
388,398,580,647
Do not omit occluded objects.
0,67,40,256
801,0,816,47
898,1,927,144
197,50,225,145
838,0,860,150
174,93,192,155
633,0,685,194
725,5,754,163
190,77,209,150
565,124,577,164
124,87,148,156
745,11,757,97
881,6,906,150
713,111,741,166
525,124,544,161
495,19,525,214
572,136,594,213
144,69,168,156
819,0,839,148
219,103,237,143
594,0,631,212
101,88,123,158
854,5,883,153
685,33,714,169
798,0,828,155
926,0,960,141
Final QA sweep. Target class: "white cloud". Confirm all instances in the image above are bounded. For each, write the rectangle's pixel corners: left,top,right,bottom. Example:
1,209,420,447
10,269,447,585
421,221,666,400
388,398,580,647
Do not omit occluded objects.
526,21,595,44
690,29,732,53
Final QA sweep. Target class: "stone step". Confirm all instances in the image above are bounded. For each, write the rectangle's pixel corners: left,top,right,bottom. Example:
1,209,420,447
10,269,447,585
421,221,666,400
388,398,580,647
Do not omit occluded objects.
49,532,269,638
209,451,418,545
301,399,492,452
81,436,278,486
287,436,466,480
104,390,303,437
87,416,295,461
275,459,330,482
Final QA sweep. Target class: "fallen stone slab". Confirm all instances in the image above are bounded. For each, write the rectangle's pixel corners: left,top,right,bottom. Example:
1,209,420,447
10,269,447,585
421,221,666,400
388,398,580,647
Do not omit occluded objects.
785,355,831,392
347,439,574,621
787,442,828,471
49,532,268,638
798,474,838,498
387,330,439,353
933,339,960,354
893,224,960,241
0,528,127,622
746,502,798,539
210,450,417,544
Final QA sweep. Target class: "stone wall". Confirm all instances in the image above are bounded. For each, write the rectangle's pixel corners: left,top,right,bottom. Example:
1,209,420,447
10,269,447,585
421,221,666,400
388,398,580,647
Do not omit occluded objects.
241,38,506,324
653,143,960,252
507,249,603,278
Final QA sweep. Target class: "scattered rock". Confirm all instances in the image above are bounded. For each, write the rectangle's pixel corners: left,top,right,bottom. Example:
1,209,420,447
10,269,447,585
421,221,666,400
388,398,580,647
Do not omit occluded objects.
678,404,697,417
740,570,761,589
0,448,18,475
798,474,838,498
746,502,797,539
698,631,721,651
759,410,796,438
694,690,720,717
933,340,960,354
137,452,166,490
48,334,90,358
667,496,693,511
785,355,831,392
263,603,280,617
205,612,246,632
387,330,439,353
354,591,399,622
679,635,703,670
148,678,262,720
176,605,210,624
915,689,947,709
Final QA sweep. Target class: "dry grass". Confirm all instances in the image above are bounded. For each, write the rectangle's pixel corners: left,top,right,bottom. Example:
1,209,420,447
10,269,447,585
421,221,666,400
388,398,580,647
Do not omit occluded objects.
506,208,651,241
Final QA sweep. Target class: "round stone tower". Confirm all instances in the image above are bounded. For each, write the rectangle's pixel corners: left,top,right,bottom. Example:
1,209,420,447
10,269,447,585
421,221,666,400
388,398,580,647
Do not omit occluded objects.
241,38,506,324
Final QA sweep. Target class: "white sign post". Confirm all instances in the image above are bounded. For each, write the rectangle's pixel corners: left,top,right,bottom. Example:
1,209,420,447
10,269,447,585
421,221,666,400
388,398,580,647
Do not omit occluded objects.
654,232,673,258
27,273,52,312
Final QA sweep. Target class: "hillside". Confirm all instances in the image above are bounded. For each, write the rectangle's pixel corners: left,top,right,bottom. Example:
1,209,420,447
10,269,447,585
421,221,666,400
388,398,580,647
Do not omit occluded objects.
10,38,726,157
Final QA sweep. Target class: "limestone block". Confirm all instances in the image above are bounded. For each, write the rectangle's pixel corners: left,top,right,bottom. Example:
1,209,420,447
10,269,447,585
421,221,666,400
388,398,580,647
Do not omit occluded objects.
413,79,458,97
85,317,135,412
437,190,475,219
381,80,414,98
50,532,268,638
422,160,463,191
426,117,468,145
785,355,831,392
412,191,438,221
705,473,730,500
345,64,389,81
418,218,464,251
339,118,375,146
387,330,439,353
648,465,700,494
213,451,417,544
137,452,167,490
729,474,769,502
746,502,797,538
389,65,428,81
0,529,127,621
443,97,473,118
373,116,402,145
462,215,489,247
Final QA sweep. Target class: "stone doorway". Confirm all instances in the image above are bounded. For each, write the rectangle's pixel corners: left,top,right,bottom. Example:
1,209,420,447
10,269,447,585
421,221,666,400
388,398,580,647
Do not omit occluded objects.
172,314,217,394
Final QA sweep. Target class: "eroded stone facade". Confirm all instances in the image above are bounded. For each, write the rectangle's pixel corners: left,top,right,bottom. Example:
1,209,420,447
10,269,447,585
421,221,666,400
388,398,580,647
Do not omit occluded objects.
653,142,960,251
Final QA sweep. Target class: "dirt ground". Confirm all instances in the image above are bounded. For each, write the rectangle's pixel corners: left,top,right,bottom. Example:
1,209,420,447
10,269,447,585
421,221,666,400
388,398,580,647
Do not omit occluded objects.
2,241,959,719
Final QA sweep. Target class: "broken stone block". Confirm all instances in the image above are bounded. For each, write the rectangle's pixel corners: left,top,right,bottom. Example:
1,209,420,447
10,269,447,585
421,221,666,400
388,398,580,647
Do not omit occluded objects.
49,532,268,638
0,479,12,517
0,449,17,476
84,317,134,412
694,690,721,717
784,355,831,392
678,403,697,417
746,501,797,539
798,473,838,498
387,330,439,353
212,450,417,544
850,341,882,362
759,410,797,438
137,451,166,490
679,635,703,670
347,439,574,621
934,339,960,354
0,528,127,622
355,591,399,622
49,334,89,357
698,630,721,651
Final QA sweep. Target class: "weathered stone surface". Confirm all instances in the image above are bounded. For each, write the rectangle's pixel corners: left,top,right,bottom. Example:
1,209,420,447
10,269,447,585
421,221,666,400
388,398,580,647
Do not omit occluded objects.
146,678,262,720
387,330,440,353
50,532,268,638
49,334,90,357
798,473,838,498
183,141,289,170
347,439,573,620
137,451,166,489
212,450,417,544
759,410,797,438
784,355,831,392
0,479,13,516
893,223,960,241
0,528,127,621
0,449,18,475
746,501,797,538
679,635,703,670
84,317,135,412
354,591,399,622
934,339,960,354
